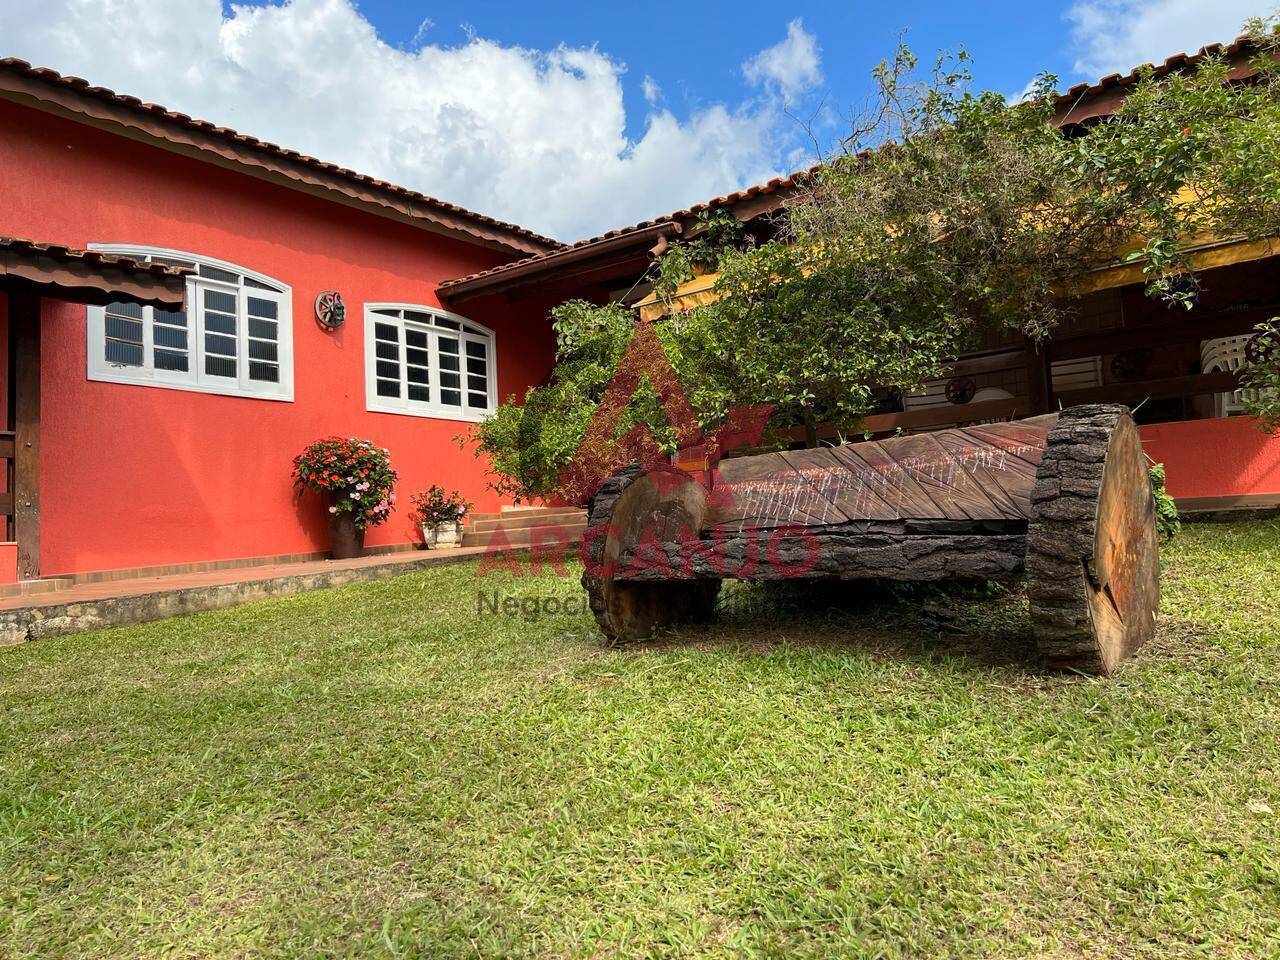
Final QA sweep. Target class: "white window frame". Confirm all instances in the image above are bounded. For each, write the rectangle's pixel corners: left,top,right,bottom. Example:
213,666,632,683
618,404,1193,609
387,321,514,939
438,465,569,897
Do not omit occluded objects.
364,303,497,422
86,244,294,402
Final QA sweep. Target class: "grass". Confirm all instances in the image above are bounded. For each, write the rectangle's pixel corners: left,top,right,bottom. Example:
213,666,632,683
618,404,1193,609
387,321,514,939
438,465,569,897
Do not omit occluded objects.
1,519,1279,959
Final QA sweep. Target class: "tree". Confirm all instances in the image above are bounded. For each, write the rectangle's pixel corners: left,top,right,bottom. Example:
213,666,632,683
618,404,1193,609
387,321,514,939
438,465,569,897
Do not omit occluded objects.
1242,321,1280,433
471,20,1280,500
700,26,1280,440
469,299,691,502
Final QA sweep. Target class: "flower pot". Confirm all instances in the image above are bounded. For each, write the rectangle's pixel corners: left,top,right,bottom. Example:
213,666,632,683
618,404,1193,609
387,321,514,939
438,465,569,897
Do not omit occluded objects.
327,510,365,560
422,521,462,549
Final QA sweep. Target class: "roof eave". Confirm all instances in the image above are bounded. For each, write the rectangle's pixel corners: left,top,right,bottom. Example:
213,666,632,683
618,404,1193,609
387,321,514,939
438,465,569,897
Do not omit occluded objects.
0,60,561,258
437,167,815,300
1051,35,1270,128
0,238,189,308
439,221,681,303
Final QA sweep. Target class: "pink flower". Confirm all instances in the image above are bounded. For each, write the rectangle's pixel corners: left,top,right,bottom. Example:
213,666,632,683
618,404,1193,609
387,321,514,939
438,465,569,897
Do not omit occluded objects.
328,506,337,514
351,492,362,500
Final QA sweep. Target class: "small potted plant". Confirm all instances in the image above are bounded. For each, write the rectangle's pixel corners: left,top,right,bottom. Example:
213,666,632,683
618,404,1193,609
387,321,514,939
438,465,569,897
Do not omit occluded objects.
410,486,473,548
293,437,398,559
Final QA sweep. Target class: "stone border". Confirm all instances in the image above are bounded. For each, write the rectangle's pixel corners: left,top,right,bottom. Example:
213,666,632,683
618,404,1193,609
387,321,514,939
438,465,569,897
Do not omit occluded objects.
0,550,485,647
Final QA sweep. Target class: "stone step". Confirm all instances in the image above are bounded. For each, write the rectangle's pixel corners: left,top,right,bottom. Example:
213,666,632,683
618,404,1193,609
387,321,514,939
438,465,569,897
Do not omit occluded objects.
469,506,582,522
462,521,588,549
468,510,587,533
0,577,74,600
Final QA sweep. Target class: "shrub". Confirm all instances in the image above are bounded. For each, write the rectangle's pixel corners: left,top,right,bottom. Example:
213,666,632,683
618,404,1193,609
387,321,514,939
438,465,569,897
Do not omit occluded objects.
293,437,398,529
466,299,682,502
1241,320,1280,434
410,486,473,528
1148,461,1181,541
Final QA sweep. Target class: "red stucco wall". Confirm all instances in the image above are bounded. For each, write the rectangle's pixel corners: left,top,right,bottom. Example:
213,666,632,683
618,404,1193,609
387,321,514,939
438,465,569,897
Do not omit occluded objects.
0,100,557,576
0,542,15,584
1140,417,1280,502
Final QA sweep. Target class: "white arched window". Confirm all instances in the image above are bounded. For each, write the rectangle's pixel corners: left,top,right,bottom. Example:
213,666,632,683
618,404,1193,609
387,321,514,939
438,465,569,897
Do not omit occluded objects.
86,245,293,401
364,304,496,421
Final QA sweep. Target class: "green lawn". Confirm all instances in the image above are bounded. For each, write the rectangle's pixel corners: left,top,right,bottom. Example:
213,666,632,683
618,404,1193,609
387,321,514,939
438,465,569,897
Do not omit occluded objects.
2,521,1279,959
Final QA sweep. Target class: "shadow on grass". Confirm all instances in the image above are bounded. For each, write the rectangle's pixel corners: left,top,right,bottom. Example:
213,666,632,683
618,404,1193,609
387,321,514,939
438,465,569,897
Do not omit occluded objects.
627,578,1047,673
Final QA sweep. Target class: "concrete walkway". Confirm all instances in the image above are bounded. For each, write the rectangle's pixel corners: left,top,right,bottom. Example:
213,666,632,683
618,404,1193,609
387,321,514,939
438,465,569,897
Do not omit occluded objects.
0,546,494,646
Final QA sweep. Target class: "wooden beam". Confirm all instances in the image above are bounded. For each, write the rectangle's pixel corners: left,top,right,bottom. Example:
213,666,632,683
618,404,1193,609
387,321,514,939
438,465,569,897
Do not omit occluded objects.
10,287,40,579
1056,370,1241,406
5,303,13,545
440,222,677,303
949,349,1026,377
766,396,1032,448
505,254,653,303
1050,305,1276,362
1024,337,1053,414
759,368,1243,455
1071,236,1280,296
0,432,11,542
861,397,1030,434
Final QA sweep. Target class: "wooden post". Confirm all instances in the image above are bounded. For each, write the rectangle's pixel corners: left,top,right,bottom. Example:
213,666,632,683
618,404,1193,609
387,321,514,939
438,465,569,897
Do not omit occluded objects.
1024,337,1053,414
10,287,40,580
4,293,14,544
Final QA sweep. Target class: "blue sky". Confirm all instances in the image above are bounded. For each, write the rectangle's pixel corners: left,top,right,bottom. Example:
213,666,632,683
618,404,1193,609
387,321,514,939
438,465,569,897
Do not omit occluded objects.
3,0,1268,239
361,1,1084,143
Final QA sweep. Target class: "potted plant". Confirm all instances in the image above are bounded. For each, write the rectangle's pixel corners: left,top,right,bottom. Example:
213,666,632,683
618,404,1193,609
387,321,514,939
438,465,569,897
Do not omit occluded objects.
293,437,398,560
410,486,473,548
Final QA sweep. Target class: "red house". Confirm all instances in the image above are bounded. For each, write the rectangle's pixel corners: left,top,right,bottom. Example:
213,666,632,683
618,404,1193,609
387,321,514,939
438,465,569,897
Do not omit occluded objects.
2,38,1279,589
0,57,573,583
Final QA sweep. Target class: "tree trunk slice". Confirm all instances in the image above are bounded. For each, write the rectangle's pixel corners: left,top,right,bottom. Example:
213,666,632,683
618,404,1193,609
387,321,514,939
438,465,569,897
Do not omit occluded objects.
581,406,1159,672
1026,404,1160,674
581,465,721,643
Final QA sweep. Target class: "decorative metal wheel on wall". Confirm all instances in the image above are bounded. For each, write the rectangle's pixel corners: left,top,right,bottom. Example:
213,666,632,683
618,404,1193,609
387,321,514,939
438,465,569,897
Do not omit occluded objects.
314,290,346,329
1110,348,1151,382
946,376,977,405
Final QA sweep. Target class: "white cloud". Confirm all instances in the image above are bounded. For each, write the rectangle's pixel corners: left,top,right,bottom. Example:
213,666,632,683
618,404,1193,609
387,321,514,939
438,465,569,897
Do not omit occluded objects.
641,74,662,106
1066,0,1264,79
0,0,819,242
742,18,823,100
411,17,434,48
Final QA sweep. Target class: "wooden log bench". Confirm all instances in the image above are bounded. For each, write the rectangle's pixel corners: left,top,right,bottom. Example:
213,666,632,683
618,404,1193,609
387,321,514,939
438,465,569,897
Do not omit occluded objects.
581,404,1160,674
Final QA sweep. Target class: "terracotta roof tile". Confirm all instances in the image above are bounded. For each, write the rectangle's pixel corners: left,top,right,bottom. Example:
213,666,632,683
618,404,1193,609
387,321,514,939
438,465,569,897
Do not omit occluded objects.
0,58,562,256
1053,36,1259,121
441,32,1269,294
0,234,191,308
438,165,821,291
0,235,191,281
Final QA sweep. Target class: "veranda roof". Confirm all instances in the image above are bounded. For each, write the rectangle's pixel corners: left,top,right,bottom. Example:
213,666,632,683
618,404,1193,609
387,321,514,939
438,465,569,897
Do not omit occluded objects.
0,236,189,309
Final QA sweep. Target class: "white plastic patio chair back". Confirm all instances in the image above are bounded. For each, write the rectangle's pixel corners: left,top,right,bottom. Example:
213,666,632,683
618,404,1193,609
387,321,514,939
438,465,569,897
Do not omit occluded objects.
1201,335,1262,418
